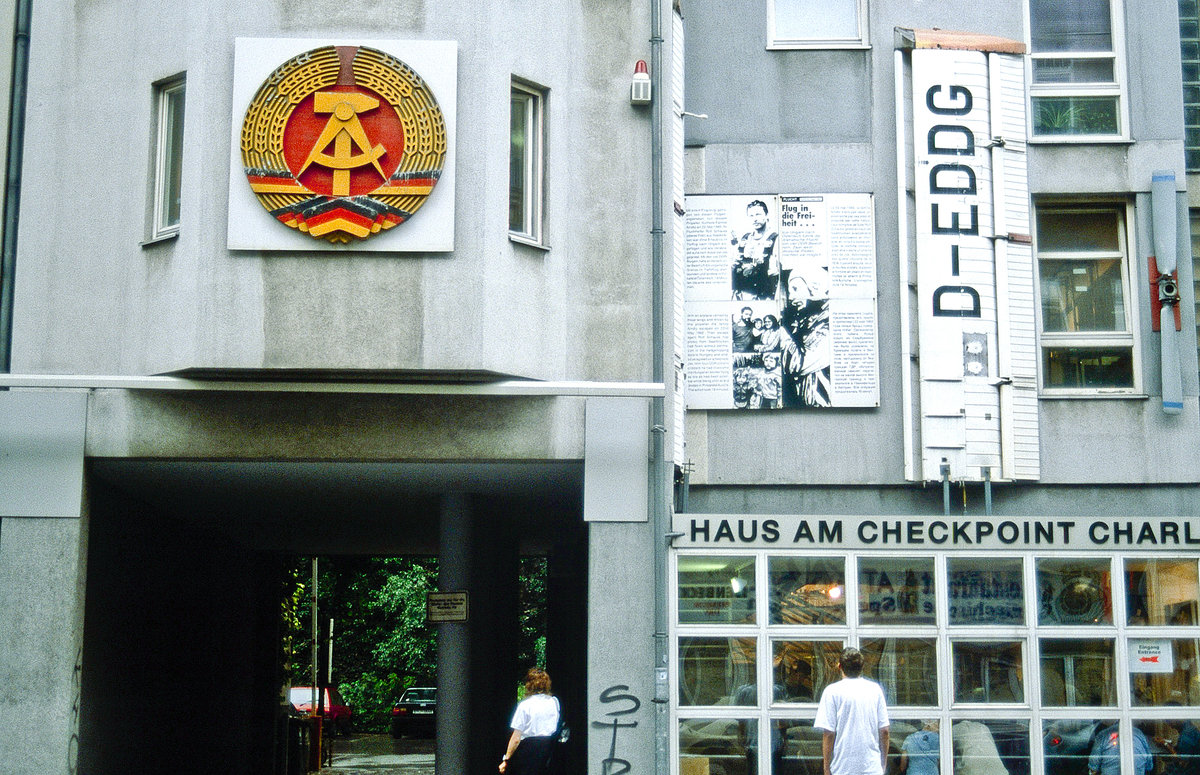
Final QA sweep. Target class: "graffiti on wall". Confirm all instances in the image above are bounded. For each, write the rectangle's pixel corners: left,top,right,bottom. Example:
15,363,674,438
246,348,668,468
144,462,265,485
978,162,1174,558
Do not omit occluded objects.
592,684,641,775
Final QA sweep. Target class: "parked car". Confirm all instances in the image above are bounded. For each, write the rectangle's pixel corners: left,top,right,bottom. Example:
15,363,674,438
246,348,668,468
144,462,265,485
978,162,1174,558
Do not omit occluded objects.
289,686,353,736
391,687,437,738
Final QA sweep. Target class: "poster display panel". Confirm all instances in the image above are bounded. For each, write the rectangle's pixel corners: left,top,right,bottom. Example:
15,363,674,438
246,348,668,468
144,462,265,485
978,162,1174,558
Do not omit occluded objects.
684,194,879,409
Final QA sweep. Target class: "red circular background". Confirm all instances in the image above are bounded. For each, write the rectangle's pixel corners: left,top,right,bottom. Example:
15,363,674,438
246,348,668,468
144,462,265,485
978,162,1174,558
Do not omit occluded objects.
282,84,406,197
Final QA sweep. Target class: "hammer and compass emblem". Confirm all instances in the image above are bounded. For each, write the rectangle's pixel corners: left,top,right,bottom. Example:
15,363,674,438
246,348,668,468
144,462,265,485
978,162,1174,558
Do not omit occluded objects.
241,45,446,243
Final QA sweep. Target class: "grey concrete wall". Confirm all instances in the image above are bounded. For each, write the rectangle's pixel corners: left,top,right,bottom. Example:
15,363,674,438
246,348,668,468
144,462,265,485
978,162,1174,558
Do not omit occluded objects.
0,517,89,775
683,0,1200,487
11,0,654,386
587,520,656,775
687,482,1200,519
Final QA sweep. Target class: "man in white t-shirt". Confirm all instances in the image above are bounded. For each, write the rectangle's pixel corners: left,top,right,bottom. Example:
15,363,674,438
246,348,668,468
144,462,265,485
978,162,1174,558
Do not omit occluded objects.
814,647,890,775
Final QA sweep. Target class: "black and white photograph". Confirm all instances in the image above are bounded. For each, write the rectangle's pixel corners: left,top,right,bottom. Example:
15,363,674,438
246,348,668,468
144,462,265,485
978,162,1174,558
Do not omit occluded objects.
685,193,879,410
730,198,780,302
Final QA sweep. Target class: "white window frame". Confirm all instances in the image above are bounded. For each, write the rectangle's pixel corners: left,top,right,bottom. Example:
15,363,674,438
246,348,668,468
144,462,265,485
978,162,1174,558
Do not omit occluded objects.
509,79,546,247
672,547,1200,775
149,75,185,241
1026,0,1130,141
766,0,869,50
1033,202,1140,395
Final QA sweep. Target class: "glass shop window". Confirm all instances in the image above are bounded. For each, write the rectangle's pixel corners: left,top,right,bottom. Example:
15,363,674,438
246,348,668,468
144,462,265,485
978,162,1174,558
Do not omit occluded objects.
948,557,1026,625
679,718,750,775
892,719,942,775
1125,559,1199,626
1043,718,1119,775
679,555,757,624
678,636,757,706
1040,638,1116,707
1134,719,1200,775
861,637,939,706
953,641,1026,704
1037,558,1113,625
951,719,1031,775
859,557,936,625
1130,639,1200,707
769,556,846,625
771,639,843,703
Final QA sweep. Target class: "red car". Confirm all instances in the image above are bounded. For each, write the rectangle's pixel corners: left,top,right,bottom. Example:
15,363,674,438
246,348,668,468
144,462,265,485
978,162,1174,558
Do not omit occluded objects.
289,686,353,735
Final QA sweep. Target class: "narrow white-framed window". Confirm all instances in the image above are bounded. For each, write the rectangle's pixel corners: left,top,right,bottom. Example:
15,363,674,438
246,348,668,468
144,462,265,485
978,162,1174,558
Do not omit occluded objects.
509,79,545,246
150,75,185,240
767,0,868,49
1027,0,1127,140
1034,203,1138,394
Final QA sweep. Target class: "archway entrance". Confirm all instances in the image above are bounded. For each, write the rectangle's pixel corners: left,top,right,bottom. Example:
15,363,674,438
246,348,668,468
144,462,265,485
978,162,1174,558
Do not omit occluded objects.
76,459,587,775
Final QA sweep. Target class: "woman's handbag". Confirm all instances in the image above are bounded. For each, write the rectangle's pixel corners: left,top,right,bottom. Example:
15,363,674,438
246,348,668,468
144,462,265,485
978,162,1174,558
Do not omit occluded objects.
554,697,570,743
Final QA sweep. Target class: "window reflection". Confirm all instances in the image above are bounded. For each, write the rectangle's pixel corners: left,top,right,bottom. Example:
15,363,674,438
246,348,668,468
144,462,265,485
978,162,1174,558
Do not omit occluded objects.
1040,639,1115,706
860,558,936,625
1043,719,1118,775
888,719,941,775
1037,559,1113,625
679,556,757,624
954,719,1030,775
1125,559,1199,626
773,640,843,703
948,558,1024,625
777,718,828,775
953,641,1024,703
1130,639,1200,706
769,556,846,625
1135,719,1200,775
862,638,939,706
679,718,751,775
679,637,757,706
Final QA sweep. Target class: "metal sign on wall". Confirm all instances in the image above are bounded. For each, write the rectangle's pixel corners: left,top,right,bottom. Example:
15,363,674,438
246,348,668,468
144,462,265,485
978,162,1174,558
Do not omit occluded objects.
227,38,457,251
907,43,1040,483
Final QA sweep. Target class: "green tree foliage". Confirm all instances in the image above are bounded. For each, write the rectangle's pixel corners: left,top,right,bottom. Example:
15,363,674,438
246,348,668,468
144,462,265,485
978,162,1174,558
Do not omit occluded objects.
283,554,547,733
288,556,438,732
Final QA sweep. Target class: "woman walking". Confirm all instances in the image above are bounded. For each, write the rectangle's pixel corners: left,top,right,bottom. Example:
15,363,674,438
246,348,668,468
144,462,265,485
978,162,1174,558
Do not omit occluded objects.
499,668,561,775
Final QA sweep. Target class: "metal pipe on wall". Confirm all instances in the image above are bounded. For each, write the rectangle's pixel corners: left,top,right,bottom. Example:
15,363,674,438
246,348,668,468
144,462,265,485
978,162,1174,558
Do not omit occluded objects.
0,0,31,372
648,4,670,775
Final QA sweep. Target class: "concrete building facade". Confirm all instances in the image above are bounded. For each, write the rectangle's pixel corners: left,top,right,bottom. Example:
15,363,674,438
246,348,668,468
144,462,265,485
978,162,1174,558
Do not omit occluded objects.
1,1,1198,775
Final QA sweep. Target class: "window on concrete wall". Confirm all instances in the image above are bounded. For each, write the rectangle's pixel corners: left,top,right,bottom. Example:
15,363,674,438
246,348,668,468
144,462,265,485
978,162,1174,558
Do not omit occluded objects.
509,79,545,246
1028,0,1126,138
1182,0,1200,170
150,75,185,240
767,0,868,49
1034,204,1137,392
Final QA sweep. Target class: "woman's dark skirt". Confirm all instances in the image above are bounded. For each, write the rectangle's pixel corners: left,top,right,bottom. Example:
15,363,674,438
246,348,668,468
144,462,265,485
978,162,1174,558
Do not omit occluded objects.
508,735,556,775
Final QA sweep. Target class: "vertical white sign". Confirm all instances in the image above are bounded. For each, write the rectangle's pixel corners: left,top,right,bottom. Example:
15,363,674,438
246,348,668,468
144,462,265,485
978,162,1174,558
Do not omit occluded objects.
910,49,1039,482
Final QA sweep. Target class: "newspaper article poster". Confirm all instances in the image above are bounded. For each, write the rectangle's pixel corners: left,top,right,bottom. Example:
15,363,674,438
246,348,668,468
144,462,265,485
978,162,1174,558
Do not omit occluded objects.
684,193,879,409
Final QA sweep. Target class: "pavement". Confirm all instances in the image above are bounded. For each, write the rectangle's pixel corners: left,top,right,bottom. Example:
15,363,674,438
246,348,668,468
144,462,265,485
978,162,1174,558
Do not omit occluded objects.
322,732,435,775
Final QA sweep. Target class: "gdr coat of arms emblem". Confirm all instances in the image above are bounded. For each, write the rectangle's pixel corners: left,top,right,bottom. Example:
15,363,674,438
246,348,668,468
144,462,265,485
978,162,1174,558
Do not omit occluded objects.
240,45,447,243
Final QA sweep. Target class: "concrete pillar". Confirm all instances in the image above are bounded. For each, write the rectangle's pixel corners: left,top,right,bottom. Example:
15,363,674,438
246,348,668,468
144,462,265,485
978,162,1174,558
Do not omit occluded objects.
587,521,656,775
0,517,89,775
436,493,471,775
0,391,88,775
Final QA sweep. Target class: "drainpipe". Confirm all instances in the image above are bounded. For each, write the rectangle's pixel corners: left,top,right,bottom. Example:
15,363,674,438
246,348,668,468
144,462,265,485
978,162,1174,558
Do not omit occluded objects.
0,0,29,372
648,1,676,775
648,3,670,775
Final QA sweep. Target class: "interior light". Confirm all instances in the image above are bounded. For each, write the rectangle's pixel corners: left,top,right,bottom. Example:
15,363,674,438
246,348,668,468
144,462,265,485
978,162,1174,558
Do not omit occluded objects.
730,577,746,595
828,585,843,600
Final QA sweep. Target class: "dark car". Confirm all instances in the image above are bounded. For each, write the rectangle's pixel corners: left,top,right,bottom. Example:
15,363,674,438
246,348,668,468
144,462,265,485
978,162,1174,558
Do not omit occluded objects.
290,686,353,736
391,687,437,738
